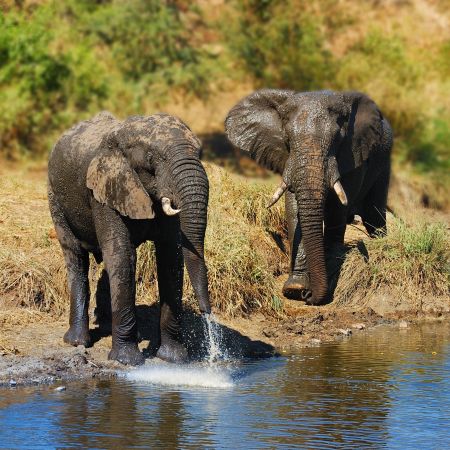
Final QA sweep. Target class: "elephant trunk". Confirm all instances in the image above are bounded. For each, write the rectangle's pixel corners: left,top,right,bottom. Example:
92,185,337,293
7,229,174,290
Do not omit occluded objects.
291,137,328,304
168,146,211,314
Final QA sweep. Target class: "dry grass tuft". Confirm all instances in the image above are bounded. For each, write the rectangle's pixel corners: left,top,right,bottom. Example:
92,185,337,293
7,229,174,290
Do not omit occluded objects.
334,218,450,309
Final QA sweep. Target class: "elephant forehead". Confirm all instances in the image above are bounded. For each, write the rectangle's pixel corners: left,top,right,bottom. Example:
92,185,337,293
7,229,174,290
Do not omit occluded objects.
60,111,120,158
120,114,201,151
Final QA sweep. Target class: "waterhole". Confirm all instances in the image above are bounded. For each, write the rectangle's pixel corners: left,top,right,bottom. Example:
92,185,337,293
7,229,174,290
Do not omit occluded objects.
1,323,449,448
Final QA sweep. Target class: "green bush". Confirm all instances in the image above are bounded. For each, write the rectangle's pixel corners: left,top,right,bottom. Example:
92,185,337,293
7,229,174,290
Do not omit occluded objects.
0,6,108,157
228,0,334,90
0,0,217,157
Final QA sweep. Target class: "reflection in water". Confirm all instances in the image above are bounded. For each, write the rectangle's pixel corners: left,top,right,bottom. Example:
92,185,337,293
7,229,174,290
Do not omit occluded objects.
0,323,449,448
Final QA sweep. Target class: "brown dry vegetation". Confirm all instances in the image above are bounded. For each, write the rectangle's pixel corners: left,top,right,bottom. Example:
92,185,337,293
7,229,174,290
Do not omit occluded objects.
0,161,448,333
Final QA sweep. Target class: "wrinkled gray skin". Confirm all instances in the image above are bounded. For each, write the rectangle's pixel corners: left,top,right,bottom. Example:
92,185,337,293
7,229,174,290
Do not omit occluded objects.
225,89,392,305
48,112,211,365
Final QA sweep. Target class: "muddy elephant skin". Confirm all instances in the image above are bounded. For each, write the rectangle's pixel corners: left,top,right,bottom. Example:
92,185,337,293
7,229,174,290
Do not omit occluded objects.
225,90,392,305
48,112,211,365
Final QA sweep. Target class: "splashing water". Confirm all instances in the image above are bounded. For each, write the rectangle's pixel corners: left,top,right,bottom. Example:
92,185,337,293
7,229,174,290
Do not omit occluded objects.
125,314,233,389
203,313,228,363
125,364,233,389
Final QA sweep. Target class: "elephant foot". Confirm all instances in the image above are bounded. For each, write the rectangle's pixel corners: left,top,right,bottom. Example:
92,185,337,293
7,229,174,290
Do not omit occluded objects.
63,324,91,347
282,274,312,301
156,335,188,364
108,342,145,366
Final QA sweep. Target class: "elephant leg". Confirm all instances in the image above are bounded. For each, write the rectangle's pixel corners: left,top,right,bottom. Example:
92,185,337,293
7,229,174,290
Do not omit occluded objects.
154,239,188,364
324,191,348,249
282,191,311,300
361,171,389,237
94,268,112,334
48,188,91,347
92,203,144,366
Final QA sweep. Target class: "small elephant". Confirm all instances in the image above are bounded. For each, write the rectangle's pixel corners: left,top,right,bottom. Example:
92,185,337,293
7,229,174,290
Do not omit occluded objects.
225,89,392,305
48,112,211,365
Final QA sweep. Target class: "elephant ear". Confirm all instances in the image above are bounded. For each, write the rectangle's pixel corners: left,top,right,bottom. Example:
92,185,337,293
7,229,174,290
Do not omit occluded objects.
86,137,154,220
339,93,383,176
225,89,293,174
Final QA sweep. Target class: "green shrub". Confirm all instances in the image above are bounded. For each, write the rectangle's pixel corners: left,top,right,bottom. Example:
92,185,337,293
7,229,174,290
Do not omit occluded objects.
227,0,334,90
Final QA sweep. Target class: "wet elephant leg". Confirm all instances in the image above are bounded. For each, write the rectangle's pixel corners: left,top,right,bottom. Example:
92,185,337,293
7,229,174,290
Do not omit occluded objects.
92,202,144,366
282,191,311,300
324,191,348,249
62,248,91,347
154,238,188,363
324,191,348,293
94,268,112,334
48,187,91,347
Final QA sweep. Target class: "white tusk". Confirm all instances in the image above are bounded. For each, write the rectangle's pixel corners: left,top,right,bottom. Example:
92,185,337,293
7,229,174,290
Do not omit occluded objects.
267,181,288,208
161,197,181,216
333,180,348,206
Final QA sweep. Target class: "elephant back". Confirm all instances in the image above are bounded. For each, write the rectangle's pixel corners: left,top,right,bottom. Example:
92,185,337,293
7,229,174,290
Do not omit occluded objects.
225,89,295,174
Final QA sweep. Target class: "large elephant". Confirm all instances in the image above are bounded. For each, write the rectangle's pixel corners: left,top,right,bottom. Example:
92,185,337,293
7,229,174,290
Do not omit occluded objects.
48,111,211,365
225,89,392,305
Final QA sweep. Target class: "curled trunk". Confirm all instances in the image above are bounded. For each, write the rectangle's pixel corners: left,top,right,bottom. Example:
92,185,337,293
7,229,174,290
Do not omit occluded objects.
291,138,328,304
168,147,211,313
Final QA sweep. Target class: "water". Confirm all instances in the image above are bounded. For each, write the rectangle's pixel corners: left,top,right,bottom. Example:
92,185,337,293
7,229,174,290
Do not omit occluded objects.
1,323,449,449
202,313,228,363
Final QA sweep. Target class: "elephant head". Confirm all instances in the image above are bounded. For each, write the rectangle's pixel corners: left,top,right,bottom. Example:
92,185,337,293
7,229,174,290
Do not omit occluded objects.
86,113,211,314
225,89,383,304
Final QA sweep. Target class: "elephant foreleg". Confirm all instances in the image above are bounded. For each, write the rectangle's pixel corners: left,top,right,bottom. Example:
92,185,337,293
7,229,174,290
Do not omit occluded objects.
92,202,144,365
282,191,311,300
48,187,91,347
361,170,389,237
94,268,112,334
324,190,348,249
154,238,188,363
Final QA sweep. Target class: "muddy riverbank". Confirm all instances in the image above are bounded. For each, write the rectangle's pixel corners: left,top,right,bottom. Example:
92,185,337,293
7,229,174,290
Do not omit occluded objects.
1,303,449,387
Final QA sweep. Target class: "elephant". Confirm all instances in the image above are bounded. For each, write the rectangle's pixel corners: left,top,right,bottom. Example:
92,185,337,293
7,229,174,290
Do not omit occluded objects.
225,89,392,305
48,111,211,365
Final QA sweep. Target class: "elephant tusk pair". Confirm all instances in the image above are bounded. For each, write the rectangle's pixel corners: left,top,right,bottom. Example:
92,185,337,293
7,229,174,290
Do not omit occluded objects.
267,180,288,208
268,180,348,208
162,197,181,216
333,180,348,206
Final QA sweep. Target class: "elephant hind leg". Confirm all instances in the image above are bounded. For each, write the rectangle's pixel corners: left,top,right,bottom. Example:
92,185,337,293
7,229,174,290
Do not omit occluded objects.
48,186,91,347
360,171,389,237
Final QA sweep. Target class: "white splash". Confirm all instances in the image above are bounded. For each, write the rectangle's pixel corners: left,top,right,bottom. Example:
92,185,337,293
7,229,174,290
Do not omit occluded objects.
126,364,233,389
203,313,228,362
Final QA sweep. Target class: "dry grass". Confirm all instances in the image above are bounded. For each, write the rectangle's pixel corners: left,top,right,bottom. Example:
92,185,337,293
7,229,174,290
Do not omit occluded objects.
1,162,448,323
334,218,450,310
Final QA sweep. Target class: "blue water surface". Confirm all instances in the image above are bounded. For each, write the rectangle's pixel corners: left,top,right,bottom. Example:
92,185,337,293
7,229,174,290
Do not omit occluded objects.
1,323,449,449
